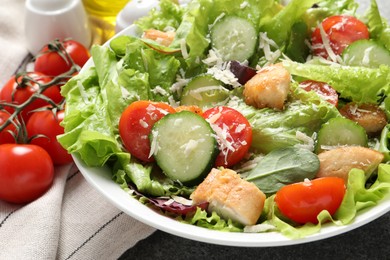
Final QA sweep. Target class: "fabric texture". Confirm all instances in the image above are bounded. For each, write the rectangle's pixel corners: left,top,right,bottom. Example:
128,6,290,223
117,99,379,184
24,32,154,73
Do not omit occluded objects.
0,1,155,259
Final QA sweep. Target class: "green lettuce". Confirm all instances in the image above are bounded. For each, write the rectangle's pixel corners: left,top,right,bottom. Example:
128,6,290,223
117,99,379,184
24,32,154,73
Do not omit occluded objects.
365,0,390,51
283,60,390,104
135,0,184,31
259,0,318,48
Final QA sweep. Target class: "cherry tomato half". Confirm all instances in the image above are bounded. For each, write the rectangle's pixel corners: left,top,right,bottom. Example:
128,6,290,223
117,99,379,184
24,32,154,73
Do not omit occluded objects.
311,15,369,58
34,39,90,76
27,108,73,165
275,177,346,224
203,106,252,167
0,110,16,144
119,100,176,162
0,72,62,122
299,80,339,106
0,144,54,204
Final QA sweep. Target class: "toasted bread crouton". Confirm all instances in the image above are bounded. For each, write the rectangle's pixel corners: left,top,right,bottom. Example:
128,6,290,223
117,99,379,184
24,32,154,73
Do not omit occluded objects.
190,168,266,226
243,63,291,110
339,103,387,136
316,146,384,182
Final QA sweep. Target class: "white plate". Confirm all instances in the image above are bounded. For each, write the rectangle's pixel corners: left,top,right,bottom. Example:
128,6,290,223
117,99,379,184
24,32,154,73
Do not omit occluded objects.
74,24,390,247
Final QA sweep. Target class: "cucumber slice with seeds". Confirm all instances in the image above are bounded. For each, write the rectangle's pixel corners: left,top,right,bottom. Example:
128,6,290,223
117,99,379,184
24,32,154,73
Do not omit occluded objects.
150,111,219,185
315,117,368,154
210,16,257,62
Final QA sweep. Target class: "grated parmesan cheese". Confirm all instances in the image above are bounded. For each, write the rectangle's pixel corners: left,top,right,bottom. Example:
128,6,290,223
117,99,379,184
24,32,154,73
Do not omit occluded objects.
294,131,316,151
151,85,169,96
240,1,249,9
139,119,148,128
259,32,281,65
318,23,343,64
180,39,189,59
171,195,193,206
202,49,241,88
149,130,159,158
243,223,276,233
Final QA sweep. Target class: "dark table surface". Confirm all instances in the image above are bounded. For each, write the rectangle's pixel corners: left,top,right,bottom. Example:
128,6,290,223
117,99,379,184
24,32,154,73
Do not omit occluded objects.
119,212,390,259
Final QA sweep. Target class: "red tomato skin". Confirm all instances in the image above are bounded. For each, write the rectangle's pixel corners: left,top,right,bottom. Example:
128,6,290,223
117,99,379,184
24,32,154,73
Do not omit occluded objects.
275,177,346,224
0,72,62,122
0,111,16,144
0,144,54,204
27,109,73,165
311,15,369,58
299,80,339,106
34,40,90,76
202,106,252,167
119,101,176,162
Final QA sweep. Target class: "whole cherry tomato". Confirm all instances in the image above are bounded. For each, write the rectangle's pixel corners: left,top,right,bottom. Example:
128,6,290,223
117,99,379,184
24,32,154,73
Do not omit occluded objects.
0,144,54,204
119,100,176,162
311,15,369,58
275,177,346,224
0,72,62,122
202,106,252,167
27,108,73,165
34,39,90,76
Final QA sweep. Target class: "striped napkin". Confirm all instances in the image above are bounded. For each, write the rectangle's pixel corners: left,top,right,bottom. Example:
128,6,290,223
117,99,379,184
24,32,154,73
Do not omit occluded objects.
0,1,155,259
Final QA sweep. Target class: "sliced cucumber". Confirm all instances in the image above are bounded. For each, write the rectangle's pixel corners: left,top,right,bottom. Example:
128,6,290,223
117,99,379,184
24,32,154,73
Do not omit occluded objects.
210,16,257,62
315,117,368,153
342,39,390,68
149,111,219,185
180,75,230,109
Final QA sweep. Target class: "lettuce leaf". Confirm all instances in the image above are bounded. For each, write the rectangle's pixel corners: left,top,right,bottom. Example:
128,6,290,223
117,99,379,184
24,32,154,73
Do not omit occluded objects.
283,60,390,104
135,0,184,31
259,0,318,48
364,0,390,51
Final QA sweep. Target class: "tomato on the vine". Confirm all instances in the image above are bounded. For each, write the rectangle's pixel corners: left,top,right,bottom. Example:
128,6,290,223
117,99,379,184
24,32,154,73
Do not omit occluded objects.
0,110,16,144
0,144,54,204
311,15,369,58
299,80,339,106
202,106,252,167
119,100,176,162
0,72,62,122
34,39,90,76
275,177,346,224
27,108,73,165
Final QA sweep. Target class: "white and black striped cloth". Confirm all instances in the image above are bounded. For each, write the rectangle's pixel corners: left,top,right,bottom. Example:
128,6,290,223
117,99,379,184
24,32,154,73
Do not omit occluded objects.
0,1,155,258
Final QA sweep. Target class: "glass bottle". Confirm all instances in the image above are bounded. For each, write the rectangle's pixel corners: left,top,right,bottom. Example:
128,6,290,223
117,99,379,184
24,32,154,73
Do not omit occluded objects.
82,0,130,44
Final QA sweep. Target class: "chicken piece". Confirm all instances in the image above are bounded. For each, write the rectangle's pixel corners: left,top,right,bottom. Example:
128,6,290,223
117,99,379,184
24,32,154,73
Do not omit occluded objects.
339,103,387,136
243,63,291,110
190,168,266,226
142,29,175,47
316,146,384,183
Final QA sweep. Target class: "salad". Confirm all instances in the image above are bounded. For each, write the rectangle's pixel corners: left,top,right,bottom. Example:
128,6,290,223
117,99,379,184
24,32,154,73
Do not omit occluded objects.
59,0,390,239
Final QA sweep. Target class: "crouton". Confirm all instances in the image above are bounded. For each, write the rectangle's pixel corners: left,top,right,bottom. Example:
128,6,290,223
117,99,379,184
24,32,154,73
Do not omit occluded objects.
339,103,387,136
316,146,384,182
190,168,266,226
243,63,291,110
